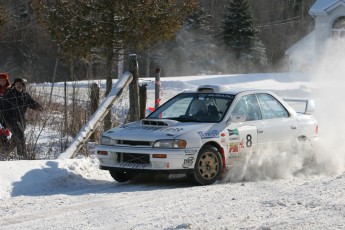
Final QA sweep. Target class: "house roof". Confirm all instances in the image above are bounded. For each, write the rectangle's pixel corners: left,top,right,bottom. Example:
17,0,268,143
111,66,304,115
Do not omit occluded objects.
309,0,345,15
285,31,315,56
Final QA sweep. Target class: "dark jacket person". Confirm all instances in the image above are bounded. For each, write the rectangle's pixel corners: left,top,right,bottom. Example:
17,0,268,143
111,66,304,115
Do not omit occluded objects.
3,78,42,159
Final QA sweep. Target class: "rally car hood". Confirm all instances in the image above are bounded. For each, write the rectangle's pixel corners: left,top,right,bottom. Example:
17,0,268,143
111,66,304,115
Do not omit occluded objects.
103,119,218,141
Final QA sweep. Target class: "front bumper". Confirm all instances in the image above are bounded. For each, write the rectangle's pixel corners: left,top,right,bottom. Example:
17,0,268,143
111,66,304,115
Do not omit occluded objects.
99,165,194,174
95,144,199,172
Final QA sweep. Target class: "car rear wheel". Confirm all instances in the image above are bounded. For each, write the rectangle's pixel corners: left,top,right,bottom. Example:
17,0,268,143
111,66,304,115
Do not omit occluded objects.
193,146,222,185
109,170,133,183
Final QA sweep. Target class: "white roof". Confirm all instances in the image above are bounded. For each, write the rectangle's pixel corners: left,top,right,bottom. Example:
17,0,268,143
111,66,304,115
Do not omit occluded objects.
195,84,269,95
309,0,345,15
285,31,315,56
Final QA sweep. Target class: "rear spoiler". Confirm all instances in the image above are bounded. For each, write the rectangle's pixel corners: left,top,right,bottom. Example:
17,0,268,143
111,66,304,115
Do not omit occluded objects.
283,98,315,115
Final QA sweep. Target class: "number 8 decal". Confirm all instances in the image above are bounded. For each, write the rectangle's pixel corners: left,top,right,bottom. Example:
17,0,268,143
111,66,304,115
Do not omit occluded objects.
246,134,252,148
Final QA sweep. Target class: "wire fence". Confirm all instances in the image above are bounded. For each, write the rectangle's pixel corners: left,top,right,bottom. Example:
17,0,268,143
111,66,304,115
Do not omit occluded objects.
0,82,131,160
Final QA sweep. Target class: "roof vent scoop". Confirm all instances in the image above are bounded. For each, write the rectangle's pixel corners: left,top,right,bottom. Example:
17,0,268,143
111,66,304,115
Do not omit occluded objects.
197,85,230,93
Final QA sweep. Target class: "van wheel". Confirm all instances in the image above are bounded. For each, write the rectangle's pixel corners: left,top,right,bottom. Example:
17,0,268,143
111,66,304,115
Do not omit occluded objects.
193,146,222,185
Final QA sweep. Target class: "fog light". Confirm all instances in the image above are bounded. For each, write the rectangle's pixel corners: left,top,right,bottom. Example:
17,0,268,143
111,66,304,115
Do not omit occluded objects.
152,154,167,158
98,151,108,155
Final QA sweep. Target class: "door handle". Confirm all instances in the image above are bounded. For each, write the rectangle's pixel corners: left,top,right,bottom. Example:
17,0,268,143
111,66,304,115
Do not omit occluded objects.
291,125,297,130
257,129,264,134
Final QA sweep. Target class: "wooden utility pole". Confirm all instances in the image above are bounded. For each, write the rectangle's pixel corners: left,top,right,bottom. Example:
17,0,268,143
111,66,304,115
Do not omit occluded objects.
128,54,140,122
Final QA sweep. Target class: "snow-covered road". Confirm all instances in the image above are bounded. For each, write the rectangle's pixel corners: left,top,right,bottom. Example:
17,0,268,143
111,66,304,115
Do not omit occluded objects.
1,169,345,230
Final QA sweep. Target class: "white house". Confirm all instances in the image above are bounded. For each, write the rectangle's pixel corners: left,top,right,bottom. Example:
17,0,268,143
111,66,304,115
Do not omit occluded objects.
286,0,345,72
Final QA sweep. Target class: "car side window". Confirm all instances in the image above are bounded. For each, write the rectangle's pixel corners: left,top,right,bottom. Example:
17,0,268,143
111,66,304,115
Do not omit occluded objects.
257,93,289,119
231,94,262,121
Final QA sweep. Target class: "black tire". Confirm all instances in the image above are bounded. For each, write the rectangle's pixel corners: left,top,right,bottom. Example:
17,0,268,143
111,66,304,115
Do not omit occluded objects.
109,170,132,183
193,145,223,185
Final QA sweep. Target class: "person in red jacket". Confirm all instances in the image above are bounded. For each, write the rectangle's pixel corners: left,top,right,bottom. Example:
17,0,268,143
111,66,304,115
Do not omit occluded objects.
0,73,10,96
0,73,11,128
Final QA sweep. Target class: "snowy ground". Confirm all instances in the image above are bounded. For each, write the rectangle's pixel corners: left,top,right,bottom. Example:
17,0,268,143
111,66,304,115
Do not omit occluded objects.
1,67,345,229
1,158,345,229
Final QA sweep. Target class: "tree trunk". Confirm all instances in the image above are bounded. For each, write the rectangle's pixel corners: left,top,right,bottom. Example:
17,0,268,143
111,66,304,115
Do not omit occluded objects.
145,51,151,78
103,50,114,131
128,54,140,122
90,83,100,142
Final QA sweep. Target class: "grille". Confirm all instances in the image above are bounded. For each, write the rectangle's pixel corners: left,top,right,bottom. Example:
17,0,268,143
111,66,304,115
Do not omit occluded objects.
119,153,150,164
118,140,151,146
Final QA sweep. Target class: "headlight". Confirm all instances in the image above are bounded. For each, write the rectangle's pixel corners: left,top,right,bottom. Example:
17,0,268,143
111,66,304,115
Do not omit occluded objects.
100,136,112,145
152,139,187,149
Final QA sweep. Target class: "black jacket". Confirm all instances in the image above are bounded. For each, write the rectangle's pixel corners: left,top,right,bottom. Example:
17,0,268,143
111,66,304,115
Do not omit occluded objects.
3,88,41,123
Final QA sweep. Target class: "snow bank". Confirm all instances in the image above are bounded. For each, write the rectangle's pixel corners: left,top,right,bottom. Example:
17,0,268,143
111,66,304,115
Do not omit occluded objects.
0,157,112,201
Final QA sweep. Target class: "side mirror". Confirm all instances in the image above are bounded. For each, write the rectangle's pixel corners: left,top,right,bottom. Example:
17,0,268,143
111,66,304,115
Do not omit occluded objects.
229,114,246,123
305,99,315,115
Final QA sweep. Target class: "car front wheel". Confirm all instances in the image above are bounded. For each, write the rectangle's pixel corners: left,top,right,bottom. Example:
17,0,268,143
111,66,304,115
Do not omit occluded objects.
193,146,222,185
109,170,133,183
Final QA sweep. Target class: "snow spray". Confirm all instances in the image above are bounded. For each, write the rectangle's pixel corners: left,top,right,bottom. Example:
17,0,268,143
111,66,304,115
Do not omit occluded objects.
310,39,345,175
224,39,345,183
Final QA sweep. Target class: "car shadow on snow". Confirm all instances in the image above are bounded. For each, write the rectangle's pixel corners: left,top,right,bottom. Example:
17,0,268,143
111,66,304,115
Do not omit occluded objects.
10,161,194,197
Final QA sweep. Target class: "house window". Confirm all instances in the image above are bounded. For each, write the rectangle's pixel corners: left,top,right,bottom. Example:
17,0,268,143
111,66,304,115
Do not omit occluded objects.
332,16,345,39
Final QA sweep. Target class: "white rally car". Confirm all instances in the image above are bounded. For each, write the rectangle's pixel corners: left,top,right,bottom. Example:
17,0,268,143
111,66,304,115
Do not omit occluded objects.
96,85,318,185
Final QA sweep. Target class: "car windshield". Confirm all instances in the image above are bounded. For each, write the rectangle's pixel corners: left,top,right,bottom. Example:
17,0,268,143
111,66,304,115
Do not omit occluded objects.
147,93,235,123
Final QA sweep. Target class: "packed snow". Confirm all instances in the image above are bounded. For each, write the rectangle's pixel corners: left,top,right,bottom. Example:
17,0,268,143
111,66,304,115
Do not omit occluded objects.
1,41,345,229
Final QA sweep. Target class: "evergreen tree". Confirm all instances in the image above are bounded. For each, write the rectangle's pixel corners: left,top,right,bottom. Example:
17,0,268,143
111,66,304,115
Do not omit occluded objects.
221,0,267,72
221,0,256,59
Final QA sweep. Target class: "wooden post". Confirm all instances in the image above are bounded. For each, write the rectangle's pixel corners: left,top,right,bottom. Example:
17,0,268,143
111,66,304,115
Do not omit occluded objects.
63,81,68,151
139,84,147,119
154,67,161,110
90,83,100,141
128,54,140,122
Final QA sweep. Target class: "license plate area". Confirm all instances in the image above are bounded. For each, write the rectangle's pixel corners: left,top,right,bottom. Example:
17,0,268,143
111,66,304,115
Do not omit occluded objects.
117,153,150,164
